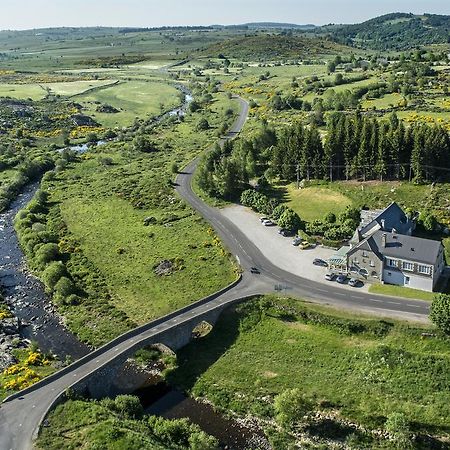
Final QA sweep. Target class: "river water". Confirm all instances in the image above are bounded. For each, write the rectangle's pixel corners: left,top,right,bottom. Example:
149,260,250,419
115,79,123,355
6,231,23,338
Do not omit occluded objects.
0,88,269,448
0,182,90,359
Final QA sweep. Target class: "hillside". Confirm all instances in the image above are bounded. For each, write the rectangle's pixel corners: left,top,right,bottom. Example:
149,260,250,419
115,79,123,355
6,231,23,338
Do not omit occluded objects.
201,34,352,60
323,13,450,50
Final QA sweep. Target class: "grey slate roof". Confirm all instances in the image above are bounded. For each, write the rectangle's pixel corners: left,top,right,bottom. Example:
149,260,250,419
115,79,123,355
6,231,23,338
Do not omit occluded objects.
370,231,442,265
359,202,413,237
348,234,383,260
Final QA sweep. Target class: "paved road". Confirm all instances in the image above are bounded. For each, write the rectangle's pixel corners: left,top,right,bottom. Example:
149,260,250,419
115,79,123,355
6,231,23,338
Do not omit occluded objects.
0,94,430,450
0,275,268,450
175,96,430,323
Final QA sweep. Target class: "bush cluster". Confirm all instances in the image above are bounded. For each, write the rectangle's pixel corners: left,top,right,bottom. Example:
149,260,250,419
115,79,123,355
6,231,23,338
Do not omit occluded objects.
14,188,78,306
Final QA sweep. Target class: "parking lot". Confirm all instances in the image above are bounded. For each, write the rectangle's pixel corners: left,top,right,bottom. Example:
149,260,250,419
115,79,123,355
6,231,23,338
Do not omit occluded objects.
221,205,370,292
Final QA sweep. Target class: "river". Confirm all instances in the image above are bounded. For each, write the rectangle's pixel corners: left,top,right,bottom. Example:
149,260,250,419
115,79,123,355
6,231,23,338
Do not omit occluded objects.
0,87,270,448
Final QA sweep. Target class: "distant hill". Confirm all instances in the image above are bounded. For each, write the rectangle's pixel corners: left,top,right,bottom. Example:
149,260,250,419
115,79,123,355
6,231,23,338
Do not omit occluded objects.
322,13,450,50
201,34,351,60
237,22,316,30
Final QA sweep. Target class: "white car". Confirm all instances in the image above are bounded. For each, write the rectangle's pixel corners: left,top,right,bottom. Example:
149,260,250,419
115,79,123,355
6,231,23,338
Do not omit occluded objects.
262,219,274,226
292,236,302,246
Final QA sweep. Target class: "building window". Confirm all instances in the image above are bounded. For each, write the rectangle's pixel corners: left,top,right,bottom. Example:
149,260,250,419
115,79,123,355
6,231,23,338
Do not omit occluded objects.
405,276,410,285
418,265,431,275
362,251,368,257
370,260,375,267
402,261,414,271
387,272,392,276
387,258,397,267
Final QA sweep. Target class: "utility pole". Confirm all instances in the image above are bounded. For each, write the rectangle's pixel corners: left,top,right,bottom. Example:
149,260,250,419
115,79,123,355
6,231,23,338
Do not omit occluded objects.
409,164,412,182
296,163,300,189
329,160,333,182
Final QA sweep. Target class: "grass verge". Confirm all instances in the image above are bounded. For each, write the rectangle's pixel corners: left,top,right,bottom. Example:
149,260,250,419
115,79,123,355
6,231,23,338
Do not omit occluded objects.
369,284,436,302
167,295,450,448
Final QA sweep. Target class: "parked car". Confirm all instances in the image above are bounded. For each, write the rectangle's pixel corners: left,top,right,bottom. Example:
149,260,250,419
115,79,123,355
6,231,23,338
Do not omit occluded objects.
250,267,260,274
313,258,328,267
336,274,348,284
325,272,336,281
348,278,362,287
299,241,311,250
292,236,302,246
279,228,294,237
262,219,275,226
259,217,269,223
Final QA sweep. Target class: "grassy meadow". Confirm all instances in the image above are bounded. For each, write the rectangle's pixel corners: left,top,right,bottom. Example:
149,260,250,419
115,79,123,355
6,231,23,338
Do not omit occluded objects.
75,80,182,128
37,91,239,344
168,296,450,447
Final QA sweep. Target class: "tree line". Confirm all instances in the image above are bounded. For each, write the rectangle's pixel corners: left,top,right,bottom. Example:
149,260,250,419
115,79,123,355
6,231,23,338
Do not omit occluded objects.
197,113,450,201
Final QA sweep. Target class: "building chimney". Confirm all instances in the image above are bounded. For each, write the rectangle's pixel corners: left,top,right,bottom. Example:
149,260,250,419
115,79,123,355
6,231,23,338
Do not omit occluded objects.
381,219,386,230
382,233,387,248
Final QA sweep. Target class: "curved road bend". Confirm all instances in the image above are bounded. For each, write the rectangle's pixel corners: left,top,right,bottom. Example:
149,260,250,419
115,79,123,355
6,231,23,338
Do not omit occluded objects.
0,95,430,450
0,276,266,450
176,96,430,322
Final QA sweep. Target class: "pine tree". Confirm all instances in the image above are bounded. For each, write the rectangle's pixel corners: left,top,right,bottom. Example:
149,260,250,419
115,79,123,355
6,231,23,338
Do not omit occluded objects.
411,125,426,183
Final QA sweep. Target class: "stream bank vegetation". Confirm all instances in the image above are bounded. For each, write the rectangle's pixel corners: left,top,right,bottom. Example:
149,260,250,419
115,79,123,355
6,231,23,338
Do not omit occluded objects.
167,296,450,449
13,88,239,347
36,394,219,450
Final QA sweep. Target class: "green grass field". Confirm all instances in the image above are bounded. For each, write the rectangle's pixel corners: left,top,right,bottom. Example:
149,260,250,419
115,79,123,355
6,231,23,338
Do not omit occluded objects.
0,83,46,100
368,284,436,301
168,296,450,447
75,80,181,127
285,183,353,221
60,195,235,323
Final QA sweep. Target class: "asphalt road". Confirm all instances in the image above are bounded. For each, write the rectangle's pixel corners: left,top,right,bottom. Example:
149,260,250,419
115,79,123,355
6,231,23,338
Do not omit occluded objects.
0,94,430,450
175,96,430,323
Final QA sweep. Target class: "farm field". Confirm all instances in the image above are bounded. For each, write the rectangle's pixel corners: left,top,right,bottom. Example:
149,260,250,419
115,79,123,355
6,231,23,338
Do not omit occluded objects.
168,296,450,448
0,83,46,100
75,80,181,127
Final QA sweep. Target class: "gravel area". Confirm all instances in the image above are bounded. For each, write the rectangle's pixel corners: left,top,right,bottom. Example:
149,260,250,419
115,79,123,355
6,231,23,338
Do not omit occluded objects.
221,205,369,292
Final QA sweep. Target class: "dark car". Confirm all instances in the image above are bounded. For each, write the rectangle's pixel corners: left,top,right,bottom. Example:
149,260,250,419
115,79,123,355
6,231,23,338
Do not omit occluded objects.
278,228,294,237
336,274,348,284
250,267,260,274
313,258,328,267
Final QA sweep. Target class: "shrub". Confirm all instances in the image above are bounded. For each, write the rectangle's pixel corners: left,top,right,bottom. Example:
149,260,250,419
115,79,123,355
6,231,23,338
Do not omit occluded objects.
54,277,76,301
272,204,289,221
274,388,313,428
385,412,413,449
113,394,143,419
324,212,336,223
196,118,210,131
188,431,219,450
171,162,179,174
35,243,59,269
42,263,66,292
430,294,450,335
278,209,302,233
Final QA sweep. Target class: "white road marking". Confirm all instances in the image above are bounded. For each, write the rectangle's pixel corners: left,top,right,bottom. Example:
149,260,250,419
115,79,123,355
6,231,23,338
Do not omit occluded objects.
335,292,346,297
370,299,383,303
407,304,423,308
316,288,328,293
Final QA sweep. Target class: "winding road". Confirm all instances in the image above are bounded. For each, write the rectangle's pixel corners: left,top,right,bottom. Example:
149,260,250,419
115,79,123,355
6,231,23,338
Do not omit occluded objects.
0,95,430,450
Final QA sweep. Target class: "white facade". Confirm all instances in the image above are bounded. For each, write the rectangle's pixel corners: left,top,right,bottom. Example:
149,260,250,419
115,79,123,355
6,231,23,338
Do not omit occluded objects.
382,269,433,291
